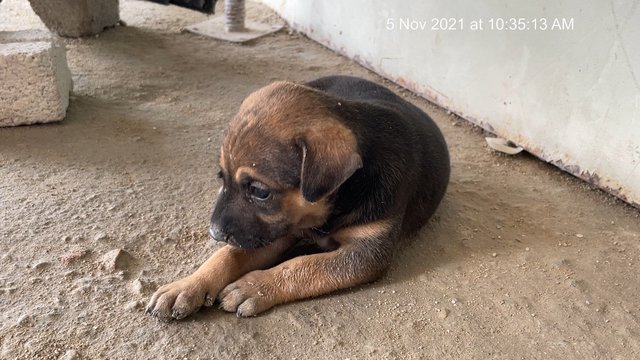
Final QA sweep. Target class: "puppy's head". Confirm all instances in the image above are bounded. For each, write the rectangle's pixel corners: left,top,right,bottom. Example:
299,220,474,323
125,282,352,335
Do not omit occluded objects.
209,82,362,248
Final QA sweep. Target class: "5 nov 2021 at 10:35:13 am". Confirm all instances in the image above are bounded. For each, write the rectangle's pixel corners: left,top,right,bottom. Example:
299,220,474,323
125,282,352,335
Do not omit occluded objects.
385,17,575,32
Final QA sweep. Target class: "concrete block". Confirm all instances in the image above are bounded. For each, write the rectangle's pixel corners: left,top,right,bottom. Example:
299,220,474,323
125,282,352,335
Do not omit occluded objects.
28,0,120,38
0,30,73,127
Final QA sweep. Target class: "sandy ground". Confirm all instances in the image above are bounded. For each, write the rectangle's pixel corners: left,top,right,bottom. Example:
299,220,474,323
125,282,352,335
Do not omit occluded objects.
1,0,640,359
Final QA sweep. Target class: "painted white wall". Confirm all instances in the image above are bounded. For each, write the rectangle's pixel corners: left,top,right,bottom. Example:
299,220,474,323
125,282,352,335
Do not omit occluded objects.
261,0,640,208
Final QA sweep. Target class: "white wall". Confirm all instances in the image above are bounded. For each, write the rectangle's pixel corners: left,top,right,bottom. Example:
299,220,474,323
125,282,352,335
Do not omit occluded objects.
261,0,640,208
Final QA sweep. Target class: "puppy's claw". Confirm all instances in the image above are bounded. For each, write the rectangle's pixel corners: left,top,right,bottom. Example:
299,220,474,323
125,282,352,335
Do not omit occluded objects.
219,288,244,313
150,309,172,322
172,306,199,320
237,298,259,317
171,308,184,320
204,294,216,307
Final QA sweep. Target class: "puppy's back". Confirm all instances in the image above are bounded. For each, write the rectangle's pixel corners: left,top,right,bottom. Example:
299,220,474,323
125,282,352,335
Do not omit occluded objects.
307,76,450,237
306,75,400,104
305,76,442,143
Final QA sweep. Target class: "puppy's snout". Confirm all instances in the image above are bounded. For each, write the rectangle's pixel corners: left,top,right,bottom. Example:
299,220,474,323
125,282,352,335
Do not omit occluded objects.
209,223,229,242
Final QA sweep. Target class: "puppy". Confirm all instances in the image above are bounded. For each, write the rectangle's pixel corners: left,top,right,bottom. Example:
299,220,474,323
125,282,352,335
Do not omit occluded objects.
146,75,450,320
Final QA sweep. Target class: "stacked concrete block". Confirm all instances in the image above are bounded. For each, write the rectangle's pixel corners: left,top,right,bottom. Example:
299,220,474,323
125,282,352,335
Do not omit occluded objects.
0,30,73,127
28,0,120,38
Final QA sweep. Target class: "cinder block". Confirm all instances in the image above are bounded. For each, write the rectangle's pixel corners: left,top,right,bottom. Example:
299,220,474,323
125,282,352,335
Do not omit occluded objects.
28,0,120,38
0,30,73,127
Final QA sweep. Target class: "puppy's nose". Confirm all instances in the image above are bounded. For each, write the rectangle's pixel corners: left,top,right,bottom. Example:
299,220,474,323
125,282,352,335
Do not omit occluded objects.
209,224,229,242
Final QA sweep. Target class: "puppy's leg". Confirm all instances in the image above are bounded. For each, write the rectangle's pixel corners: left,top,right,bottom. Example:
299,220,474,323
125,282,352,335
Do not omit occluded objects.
218,220,396,317
146,236,296,321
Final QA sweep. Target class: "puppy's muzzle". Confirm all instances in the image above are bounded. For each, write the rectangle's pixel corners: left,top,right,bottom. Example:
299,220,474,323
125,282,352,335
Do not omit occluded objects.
209,224,229,242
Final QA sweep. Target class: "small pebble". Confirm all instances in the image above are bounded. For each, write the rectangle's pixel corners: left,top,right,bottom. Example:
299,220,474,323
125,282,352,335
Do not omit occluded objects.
131,278,153,295
94,232,108,242
438,309,450,319
131,279,145,295
576,234,584,238
492,253,497,257
64,270,79,278
99,249,134,273
58,349,80,360
124,300,142,311
16,314,33,326
33,261,51,271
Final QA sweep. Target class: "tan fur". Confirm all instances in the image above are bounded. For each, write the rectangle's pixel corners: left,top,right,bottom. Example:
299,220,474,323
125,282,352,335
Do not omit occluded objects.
233,166,278,188
219,146,227,171
332,220,393,244
255,189,330,229
146,237,296,320
218,229,390,316
224,82,358,169
281,189,331,228
191,238,294,285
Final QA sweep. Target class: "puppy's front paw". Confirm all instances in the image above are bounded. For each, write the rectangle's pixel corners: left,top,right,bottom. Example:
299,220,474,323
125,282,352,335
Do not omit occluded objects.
146,276,218,321
218,270,279,317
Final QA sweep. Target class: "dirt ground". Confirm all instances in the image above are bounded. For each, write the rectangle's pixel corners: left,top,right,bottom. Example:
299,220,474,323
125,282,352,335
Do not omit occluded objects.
1,0,640,359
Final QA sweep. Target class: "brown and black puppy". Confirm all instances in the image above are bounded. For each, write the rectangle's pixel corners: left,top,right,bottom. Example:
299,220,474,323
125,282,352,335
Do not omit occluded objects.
146,75,450,320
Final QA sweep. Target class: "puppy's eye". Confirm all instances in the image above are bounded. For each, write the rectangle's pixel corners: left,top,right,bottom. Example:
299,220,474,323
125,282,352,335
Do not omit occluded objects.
217,170,224,179
249,182,271,201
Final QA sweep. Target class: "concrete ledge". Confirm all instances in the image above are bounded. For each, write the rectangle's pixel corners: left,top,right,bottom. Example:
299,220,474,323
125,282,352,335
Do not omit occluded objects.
0,30,73,127
28,0,119,38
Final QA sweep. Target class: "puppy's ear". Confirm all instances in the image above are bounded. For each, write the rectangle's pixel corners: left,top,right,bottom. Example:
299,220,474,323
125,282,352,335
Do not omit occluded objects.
297,136,362,203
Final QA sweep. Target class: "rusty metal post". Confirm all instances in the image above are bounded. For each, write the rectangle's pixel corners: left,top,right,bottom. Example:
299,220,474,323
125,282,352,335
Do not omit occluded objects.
185,0,282,43
224,0,245,32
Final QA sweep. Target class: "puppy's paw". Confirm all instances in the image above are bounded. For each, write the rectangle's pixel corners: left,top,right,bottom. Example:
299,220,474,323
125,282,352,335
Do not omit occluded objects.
145,276,218,321
218,270,278,317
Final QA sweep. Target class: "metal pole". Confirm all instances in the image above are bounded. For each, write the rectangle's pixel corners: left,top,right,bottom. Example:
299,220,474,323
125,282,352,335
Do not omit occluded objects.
224,0,245,32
